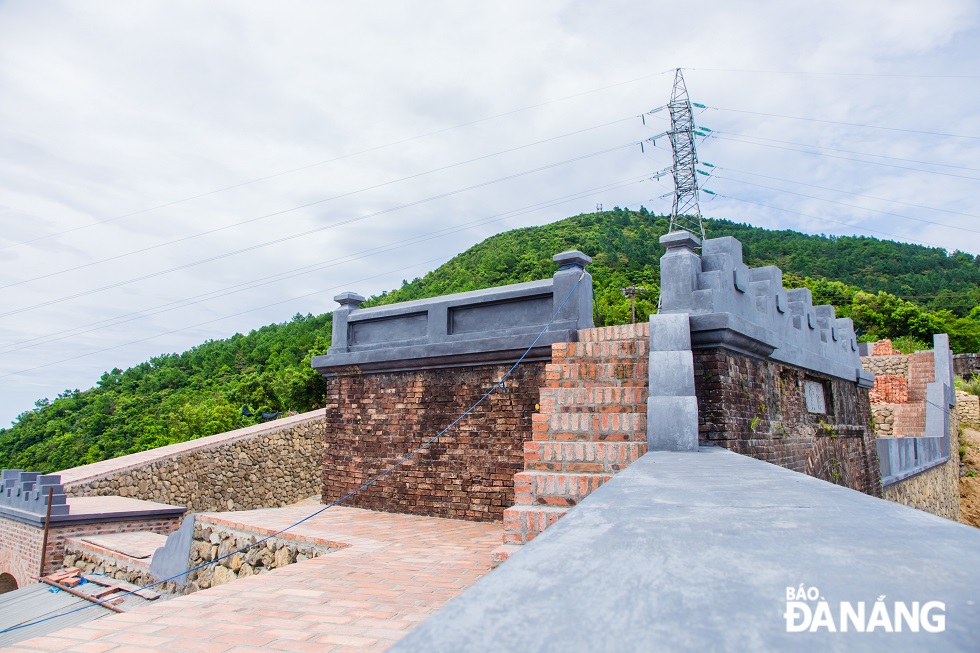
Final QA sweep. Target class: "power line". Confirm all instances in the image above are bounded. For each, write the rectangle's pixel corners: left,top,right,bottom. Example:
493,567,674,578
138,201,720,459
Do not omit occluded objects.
715,167,980,220
1,69,676,252
1,116,641,290
714,192,947,249
0,177,649,356
687,67,980,79
0,257,449,380
711,130,980,174
707,106,980,140
0,141,640,317
712,174,980,236
709,133,980,182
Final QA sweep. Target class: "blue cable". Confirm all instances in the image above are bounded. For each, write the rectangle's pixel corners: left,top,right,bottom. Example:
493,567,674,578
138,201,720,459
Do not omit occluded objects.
0,271,585,636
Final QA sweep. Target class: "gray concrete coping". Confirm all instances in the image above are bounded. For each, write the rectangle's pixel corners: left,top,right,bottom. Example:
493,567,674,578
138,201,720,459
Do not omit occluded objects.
395,448,980,652
314,251,594,375
0,495,186,528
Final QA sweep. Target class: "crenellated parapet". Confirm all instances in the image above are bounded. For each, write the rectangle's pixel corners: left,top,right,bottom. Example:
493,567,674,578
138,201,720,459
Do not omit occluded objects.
0,469,69,517
659,232,872,386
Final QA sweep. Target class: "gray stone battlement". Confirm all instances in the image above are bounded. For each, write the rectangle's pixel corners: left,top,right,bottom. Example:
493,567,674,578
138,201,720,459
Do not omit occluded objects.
313,251,594,375
0,469,69,517
659,233,870,385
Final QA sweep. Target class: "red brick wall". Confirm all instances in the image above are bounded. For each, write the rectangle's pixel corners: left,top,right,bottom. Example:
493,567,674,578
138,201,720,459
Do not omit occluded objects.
869,374,909,404
321,363,547,522
694,348,881,497
0,514,182,589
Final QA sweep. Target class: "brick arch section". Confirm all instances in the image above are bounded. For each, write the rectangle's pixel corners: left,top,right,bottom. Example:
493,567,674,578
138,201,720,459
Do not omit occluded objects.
0,572,17,594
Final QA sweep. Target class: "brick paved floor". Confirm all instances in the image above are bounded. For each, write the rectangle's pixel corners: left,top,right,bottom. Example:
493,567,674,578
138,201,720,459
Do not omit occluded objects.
5,506,500,652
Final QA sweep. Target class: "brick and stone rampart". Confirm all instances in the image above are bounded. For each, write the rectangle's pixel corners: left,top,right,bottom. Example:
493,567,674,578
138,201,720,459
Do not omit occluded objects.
0,512,181,590
321,363,547,522
60,410,325,512
694,348,881,496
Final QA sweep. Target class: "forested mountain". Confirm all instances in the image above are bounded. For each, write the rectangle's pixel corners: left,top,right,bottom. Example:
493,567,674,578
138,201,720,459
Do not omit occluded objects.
3,208,979,473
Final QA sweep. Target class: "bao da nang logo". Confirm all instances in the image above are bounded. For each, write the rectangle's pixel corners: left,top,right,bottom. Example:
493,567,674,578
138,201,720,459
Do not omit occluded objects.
785,586,945,633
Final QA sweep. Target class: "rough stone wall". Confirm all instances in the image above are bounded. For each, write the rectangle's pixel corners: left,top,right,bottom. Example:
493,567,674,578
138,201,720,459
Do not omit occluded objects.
63,515,337,595
871,406,895,437
957,390,980,423
694,348,881,497
63,414,324,512
883,458,961,520
322,363,547,522
0,514,181,590
862,354,908,378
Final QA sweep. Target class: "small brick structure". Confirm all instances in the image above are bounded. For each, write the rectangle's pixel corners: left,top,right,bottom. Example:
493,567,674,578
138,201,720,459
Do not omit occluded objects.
0,490,184,591
869,374,909,404
872,339,903,356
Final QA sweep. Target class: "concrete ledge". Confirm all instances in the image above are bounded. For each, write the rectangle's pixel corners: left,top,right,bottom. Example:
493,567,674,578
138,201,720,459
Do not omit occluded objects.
0,496,186,527
395,448,980,652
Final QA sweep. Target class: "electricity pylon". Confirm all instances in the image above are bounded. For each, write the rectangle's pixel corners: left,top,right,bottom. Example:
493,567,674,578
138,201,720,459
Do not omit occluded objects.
645,68,706,241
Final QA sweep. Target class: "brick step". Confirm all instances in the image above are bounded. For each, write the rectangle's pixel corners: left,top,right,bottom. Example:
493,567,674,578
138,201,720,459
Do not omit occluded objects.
534,411,646,436
524,441,646,473
576,323,650,342
539,386,647,412
552,340,650,361
490,543,522,568
502,505,570,544
545,362,648,384
514,471,613,506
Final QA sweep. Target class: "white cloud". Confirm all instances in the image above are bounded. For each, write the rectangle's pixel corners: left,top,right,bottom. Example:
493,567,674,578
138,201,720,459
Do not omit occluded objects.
0,0,978,424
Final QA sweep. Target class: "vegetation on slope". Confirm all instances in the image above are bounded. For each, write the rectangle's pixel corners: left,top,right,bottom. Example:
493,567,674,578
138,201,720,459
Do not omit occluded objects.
3,208,979,473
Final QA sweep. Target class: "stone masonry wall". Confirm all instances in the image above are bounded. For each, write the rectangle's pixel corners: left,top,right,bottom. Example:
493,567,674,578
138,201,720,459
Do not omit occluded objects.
883,457,960,520
63,514,339,596
694,348,881,497
322,363,547,522
957,390,980,423
0,513,181,590
61,411,324,512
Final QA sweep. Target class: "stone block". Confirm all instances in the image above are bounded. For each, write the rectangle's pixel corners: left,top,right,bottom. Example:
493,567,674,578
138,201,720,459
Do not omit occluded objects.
649,313,691,352
647,396,699,451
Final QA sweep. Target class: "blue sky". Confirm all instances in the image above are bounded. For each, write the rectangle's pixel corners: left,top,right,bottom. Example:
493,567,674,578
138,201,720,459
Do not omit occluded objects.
0,0,978,425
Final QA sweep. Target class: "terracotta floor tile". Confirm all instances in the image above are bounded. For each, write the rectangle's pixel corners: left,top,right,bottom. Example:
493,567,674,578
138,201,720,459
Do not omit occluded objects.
8,506,499,653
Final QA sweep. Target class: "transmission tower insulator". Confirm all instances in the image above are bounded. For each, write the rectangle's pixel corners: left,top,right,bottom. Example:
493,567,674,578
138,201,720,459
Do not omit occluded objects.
665,68,705,242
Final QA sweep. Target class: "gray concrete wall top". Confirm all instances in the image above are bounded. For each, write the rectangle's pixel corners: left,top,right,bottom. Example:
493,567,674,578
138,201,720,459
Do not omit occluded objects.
659,233,867,384
395,447,980,653
313,251,594,375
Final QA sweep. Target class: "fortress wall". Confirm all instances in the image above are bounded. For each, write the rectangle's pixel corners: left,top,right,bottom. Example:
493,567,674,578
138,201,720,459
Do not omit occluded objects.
320,362,547,523
694,347,881,496
60,410,325,512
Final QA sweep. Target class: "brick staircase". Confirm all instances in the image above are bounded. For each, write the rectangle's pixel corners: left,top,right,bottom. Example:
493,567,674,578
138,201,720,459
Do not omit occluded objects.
490,323,649,567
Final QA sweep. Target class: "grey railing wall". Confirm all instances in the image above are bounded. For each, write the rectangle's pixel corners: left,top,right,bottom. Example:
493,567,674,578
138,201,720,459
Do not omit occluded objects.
876,334,955,486
312,250,594,375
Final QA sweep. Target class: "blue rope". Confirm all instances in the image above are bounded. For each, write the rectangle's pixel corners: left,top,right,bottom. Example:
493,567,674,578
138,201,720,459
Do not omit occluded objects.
0,271,585,636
